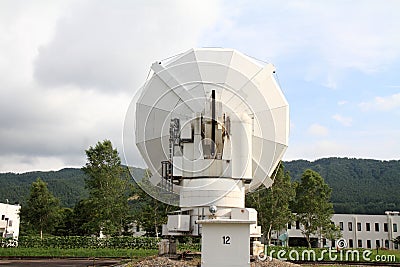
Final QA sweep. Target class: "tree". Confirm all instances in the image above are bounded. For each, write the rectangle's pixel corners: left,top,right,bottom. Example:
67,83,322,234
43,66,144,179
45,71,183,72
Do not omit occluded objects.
52,207,75,236
293,169,334,248
71,199,96,236
21,178,60,239
81,140,131,236
321,222,342,247
393,236,400,245
246,163,295,245
130,169,173,237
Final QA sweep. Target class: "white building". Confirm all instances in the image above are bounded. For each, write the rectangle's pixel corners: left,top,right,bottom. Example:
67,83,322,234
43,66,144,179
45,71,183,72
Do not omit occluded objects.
286,211,400,249
0,202,21,239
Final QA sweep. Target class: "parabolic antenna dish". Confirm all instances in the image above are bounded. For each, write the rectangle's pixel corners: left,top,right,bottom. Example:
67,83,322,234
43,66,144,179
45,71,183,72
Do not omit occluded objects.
133,48,289,206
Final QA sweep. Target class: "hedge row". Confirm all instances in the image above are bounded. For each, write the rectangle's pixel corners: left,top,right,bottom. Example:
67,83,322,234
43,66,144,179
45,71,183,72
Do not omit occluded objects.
3,236,160,249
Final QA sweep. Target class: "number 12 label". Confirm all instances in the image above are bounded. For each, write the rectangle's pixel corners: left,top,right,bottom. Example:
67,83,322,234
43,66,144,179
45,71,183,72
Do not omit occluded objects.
222,236,231,245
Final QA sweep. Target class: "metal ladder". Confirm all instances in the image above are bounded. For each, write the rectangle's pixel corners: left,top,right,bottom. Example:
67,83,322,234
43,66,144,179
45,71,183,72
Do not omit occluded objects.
161,160,173,193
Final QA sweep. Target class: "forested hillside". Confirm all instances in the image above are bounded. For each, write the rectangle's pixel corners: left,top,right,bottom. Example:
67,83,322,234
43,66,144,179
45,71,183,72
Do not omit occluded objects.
0,167,144,207
284,158,400,214
0,168,88,207
0,158,399,214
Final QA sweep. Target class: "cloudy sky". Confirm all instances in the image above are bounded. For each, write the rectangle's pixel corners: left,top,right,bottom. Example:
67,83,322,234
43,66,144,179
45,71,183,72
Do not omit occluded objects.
1,0,400,173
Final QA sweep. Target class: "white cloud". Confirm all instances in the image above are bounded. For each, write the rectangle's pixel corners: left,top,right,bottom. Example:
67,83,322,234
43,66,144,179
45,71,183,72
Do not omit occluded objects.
322,74,337,89
306,1,400,73
208,0,400,88
284,140,345,161
283,133,400,161
0,85,131,168
0,0,222,172
0,1,69,87
332,114,353,127
359,93,400,112
2,0,400,172
0,155,72,174
33,0,220,91
338,100,348,106
308,123,328,136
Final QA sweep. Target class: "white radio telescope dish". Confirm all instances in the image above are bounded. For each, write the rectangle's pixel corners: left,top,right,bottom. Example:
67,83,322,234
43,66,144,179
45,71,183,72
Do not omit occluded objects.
134,48,289,206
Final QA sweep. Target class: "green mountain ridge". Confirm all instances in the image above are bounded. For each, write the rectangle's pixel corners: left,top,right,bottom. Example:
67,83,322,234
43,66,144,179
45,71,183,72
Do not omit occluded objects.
0,168,88,207
285,157,400,214
0,166,145,208
0,158,399,214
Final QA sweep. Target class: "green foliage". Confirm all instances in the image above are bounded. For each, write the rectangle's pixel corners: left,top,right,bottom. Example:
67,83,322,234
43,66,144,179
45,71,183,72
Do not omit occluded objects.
177,242,201,252
1,157,398,215
246,163,295,244
285,158,400,214
52,208,75,236
293,169,334,248
20,178,60,238
0,168,88,207
69,199,95,236
15,236,159,249
394,236,400,245
81,140,132,236
322,223,342,241
130,170,174,237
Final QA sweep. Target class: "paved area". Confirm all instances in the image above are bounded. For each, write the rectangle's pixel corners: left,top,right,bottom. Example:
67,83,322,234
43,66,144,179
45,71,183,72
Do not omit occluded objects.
0,258,122,267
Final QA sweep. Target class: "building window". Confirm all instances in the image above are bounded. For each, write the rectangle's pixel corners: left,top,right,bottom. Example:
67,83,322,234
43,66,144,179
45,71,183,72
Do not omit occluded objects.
287,223,291,229
385,240,389,248
384,223,388,232
1,215,4,220
8,220,12,227
332,240,336,248
366,222,371,231
349,239,354,248
358,239,362,248
296,221,300,229
357,222,361,231
367,240,371,249
394,223,398,232
348,222,353,231
339,222,343,231
376,240,380,248
375,223,379,232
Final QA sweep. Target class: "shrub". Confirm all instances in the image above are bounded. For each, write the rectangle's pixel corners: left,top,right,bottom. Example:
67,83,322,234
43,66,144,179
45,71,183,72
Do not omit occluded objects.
14,236,159,250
